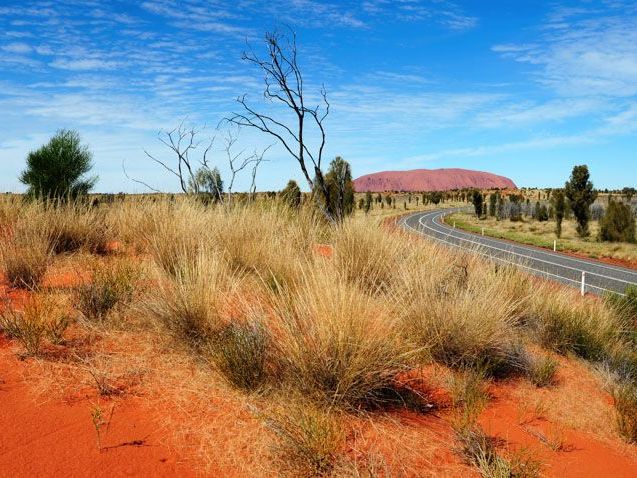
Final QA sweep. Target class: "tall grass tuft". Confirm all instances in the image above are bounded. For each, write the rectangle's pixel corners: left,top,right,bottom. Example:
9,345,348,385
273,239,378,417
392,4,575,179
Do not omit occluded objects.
0,294,71,356
12,201,112,255
268,264,415,409
76,262,136,321
0,234,51,289
612,380,637,443
145,249,239,350
208,317,271,391
528,289,621,361
331,218,403,292
400,256,528,377
264,401,344,477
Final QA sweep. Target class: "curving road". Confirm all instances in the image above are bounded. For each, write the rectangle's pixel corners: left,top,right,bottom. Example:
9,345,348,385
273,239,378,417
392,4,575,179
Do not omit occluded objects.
400,208,637,296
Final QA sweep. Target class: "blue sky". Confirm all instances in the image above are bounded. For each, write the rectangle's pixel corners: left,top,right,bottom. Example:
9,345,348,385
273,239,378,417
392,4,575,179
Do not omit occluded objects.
1,0,636,192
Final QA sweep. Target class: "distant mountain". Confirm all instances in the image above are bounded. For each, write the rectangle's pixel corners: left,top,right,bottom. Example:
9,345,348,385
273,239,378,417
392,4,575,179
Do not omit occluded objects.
353,168,517,192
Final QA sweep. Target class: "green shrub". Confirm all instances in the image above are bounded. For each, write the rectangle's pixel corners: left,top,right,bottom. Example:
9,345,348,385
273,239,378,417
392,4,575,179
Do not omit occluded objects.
600,200,636,243
19,129,97,200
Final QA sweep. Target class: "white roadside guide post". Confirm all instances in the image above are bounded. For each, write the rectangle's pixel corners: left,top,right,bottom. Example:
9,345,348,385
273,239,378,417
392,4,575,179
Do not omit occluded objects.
553,240,557,252
580,271,586,296
481,227,485,236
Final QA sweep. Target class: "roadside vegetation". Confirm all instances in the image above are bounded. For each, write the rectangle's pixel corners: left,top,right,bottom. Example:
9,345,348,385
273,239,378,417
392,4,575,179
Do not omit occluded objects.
447,165,637,265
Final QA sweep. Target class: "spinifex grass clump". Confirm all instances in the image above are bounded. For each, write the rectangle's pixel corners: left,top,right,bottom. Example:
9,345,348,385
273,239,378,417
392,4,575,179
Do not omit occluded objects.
0,294,71,356
145,249,240,350
399,255,529,378
76,262,136,321
0,234,51,289
264,401,345,477
12,201,112,255
331,218,403,292
612,380,637,443
268,264,415,410
208,318,271,391
528,289,621,361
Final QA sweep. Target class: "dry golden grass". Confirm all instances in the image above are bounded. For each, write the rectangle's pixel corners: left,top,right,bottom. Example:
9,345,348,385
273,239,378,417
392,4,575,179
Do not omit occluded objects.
3,194,637,476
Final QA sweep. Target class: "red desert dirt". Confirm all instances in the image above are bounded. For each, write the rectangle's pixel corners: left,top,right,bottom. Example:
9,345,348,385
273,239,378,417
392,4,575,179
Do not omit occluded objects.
353,168,517,192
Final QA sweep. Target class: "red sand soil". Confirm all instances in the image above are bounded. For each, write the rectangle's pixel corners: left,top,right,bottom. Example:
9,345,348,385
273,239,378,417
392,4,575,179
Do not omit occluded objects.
312,243,334,258
0,337,196,478
479,382,637,477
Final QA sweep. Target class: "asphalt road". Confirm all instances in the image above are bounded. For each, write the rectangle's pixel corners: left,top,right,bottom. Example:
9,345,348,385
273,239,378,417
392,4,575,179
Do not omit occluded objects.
400,208,637,296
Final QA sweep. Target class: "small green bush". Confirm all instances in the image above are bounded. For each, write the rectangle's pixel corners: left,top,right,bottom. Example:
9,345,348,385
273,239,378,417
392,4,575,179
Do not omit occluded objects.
19,129,97,200
599,200,636,243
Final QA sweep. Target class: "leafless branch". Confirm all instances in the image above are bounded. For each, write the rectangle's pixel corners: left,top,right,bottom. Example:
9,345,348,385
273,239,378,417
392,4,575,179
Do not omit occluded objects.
225,28,331,216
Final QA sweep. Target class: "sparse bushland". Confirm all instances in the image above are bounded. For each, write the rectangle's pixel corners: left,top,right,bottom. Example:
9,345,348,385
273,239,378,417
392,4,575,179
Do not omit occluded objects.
5,194,637,474
0,294,71,356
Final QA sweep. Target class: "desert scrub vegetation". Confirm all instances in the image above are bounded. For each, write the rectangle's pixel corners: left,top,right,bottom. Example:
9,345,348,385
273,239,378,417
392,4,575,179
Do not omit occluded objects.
9,200,112,256
0,232,52,289
4,194,637,474
76,261,137,322
0,294,71,356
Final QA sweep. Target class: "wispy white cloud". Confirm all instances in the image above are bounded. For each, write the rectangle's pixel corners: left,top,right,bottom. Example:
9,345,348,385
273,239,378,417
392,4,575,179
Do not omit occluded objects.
493,4,637,97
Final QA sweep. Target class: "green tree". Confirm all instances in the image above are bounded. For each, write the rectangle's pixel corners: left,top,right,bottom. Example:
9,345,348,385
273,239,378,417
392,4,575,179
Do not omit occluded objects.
281,179,302,209
565,165,597,237
430,191,443,205
322,156,354,222
488,193,498,217
552,189,566,238
364,191,373,214
189,166,224,202
599,199,636,243
20,129,97,200
471,190,483,217
622,187,636,202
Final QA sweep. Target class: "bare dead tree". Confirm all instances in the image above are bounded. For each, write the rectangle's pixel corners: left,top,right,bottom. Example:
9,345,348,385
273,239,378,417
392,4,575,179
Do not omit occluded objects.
125,119,214,194
221,128,270,205
249,150,269,200
225,29,332,216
